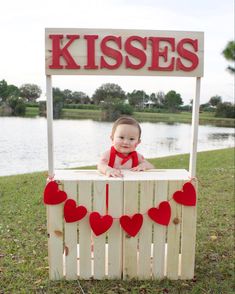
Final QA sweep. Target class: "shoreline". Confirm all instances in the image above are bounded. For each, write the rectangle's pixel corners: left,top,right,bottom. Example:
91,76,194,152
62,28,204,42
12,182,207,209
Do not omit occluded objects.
1,107,234,127
21,106,235,128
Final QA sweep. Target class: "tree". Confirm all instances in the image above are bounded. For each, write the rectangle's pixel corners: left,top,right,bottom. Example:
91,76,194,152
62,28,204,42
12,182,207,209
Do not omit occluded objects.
101,97,133,121
0,80,9,101
72,91,90,104
127,90,148,108
149,93,158,106
53,87,64,100
52,87,64,118
7,96,26,116
209,95,222,107
19,83,42,102
0,80,20,103
7,84,20,98
62,89,73,104
156,91,165,107
164,90,183,112
92,83,126,105
222,41,235,74
215,102,235,118
200,102,212,112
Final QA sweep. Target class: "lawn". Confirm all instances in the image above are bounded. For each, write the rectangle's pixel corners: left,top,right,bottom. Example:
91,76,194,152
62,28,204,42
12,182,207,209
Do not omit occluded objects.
0,148,234,293
25,107,235,127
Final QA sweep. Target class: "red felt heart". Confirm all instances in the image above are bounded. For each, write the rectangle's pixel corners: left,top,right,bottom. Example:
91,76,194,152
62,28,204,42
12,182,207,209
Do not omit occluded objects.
43,181,67,205
173,182,196,206
64,199,87,223
120,213,143,237
89,212,113,236
148,201,171,226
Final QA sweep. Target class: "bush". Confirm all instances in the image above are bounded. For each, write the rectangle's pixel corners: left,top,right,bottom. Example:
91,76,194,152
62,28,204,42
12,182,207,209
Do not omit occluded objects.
26,101,39,107
39,101,46,117
101,98,133,121
215,102,235,118
202,107,215,112
53,96,64,119
14,101,26,116
134,107,170,113
39,98,64,119
179,105,192,112
63,103,100,110
7,97,26,116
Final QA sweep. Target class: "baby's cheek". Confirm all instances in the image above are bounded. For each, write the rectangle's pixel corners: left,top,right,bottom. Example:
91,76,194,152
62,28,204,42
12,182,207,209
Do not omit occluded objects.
114,138,121,144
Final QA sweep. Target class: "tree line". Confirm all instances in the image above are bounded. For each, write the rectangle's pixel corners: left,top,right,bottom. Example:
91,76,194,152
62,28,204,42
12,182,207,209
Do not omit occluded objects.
0,79,234,120
0,80,42,116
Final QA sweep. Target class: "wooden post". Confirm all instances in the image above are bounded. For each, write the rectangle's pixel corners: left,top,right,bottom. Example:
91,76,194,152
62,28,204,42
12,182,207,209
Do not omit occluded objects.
46,75,59,279
189,77,201,178
46,75,54,177
187,77,200,279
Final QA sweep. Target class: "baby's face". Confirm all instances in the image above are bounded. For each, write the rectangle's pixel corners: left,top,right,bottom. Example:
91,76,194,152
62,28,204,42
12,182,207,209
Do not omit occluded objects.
112,124,140,154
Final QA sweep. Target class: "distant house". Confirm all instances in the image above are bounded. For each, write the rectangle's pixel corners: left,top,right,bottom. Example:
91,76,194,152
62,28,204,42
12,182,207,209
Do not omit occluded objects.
144,100,155,109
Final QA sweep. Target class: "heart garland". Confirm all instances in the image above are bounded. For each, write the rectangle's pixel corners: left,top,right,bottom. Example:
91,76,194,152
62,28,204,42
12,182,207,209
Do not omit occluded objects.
43,180,196,237
89,212,113,236
44,181,67,205
148,201,171,226
64,199,87,223
173,182,196,206
120,213,143,237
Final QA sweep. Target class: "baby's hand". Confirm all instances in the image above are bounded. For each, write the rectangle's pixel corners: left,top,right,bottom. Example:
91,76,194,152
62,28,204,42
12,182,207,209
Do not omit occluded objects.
131,163,147,172
106,167,123,177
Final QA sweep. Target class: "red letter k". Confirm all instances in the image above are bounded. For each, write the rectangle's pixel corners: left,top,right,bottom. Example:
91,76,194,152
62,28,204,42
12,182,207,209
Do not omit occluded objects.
49,34,80,69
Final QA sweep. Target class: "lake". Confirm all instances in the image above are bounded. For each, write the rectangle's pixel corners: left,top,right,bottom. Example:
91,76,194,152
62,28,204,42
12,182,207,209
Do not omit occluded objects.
0,117,234,176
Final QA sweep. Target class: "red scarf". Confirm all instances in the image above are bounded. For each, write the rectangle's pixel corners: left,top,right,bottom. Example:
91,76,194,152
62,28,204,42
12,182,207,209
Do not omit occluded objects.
108,146,139,168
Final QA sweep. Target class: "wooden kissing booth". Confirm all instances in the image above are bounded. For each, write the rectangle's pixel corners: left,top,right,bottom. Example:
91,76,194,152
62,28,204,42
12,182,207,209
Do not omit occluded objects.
44,28,204,280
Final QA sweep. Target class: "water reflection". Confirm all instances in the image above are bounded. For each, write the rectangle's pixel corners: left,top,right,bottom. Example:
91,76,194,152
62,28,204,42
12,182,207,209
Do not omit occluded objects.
207,133,235,140
0,117,234,176
160,138,178,152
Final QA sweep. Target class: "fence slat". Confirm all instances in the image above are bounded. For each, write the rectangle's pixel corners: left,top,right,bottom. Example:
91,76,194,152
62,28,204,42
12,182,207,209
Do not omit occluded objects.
123,180,139,279
47,181,64,280
79,180,92,279
64,181,78,280
180,181,197,279
152,180,168,279
166,181,182,280
139,180,154,279
108,181,123,279
93,181,106,279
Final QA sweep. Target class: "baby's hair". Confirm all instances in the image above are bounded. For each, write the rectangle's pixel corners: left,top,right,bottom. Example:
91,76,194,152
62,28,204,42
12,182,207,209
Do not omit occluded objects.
111,116,141,139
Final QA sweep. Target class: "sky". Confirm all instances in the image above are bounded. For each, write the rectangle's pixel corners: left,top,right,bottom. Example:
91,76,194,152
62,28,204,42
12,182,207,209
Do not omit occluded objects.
0,0,234,105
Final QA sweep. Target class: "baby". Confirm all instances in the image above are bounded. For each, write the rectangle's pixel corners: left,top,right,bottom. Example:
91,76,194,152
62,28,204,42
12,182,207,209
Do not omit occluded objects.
98,116,154,177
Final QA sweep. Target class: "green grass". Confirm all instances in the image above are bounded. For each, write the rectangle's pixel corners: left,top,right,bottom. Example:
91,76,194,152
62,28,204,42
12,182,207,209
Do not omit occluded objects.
61,108,101,120
134,111,235,127
0,148,234,293
25,107,39,117
25,107,235,127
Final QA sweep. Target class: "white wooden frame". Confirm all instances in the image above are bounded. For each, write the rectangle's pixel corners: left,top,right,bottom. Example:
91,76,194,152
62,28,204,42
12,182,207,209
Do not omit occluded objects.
45,28,203,280
45,29,203,179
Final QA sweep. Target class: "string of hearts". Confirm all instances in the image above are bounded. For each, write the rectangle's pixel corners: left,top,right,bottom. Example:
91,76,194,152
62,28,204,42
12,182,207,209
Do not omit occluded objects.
43,180,196,237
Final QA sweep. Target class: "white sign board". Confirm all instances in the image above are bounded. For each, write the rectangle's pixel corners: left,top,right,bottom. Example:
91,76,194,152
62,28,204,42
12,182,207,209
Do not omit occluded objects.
45,28,204,77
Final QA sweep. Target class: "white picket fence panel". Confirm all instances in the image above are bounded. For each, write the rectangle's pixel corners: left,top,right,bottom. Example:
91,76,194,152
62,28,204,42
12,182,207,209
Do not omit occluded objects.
46,169,196,280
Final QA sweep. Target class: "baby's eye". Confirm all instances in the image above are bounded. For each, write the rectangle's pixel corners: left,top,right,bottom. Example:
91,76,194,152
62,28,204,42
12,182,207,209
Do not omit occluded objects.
130,138,135,141
119,136,124,139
